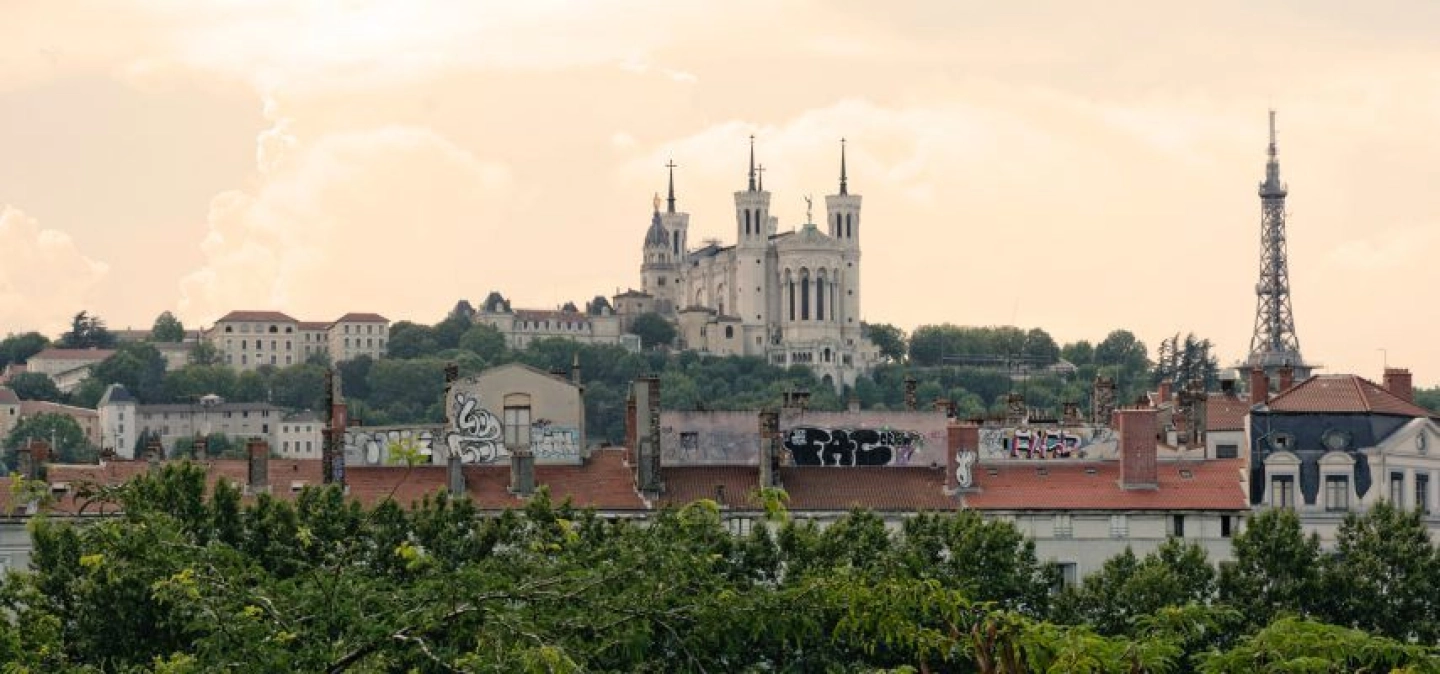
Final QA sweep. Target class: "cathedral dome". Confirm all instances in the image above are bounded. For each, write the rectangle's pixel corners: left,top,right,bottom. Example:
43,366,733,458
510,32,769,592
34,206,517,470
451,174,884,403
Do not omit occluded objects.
643,210,669,248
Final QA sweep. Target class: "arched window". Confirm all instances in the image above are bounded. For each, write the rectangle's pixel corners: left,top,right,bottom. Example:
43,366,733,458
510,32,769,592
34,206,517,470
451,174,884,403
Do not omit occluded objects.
744,210,751,236
846,213,853,238
824,348,832,362
834,213,842,236
816,272,826,321
801,271,811,321
673,236,679,256
787,273,795,321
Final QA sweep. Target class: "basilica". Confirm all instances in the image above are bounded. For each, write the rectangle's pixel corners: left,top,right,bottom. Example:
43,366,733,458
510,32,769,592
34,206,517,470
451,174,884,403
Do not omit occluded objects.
614,140,879,389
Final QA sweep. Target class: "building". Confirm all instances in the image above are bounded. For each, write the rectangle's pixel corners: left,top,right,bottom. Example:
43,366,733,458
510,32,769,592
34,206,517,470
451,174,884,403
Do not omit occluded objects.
204,310,390,370
472,296,639,352
25,348,115,394
97,384,138,457
0,387,19,440
277,412,324,459
15,400,101,447
95,386,321,459
1246,367,1439,544
616,140,878,389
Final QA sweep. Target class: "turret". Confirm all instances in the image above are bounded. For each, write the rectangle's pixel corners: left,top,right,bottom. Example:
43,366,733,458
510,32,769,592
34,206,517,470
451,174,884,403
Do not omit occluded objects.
825,138,862,248
735,135,772,247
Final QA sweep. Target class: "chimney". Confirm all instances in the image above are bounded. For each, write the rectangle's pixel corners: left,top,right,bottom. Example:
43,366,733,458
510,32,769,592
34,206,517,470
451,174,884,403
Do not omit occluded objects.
847,392,861,413
758,408,780,489
1062,402,1080,425
1091,376,1116,425
1248,367,1269,406
509,445,535,496
323,367,347,486
903,376,918,411
145,435,164,472
1277,365,1295,393
933,398,952,417
633,376,662,495
946,422,979,492
447,453,465,496
1383,368,1414,404
571,352,582,387
1117,407,1158,490
1157,379,1172,407
247,437,270,492
624,391,637,464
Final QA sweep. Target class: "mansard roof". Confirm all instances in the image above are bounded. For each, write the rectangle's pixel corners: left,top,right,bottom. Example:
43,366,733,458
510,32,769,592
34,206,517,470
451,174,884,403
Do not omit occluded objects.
1263,374,1433,417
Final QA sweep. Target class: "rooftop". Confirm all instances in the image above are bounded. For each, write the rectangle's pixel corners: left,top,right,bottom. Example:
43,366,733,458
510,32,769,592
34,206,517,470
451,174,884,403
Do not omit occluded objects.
215,310,299,323
334,312,389,324
1264,374,1433,417
30,348,116,362
962,459,1249,511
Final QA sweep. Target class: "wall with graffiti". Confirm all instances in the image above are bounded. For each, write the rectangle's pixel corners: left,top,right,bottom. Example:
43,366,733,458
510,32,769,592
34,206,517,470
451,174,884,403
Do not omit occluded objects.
446,370,585,465
660,410,947,467
343,426,443,466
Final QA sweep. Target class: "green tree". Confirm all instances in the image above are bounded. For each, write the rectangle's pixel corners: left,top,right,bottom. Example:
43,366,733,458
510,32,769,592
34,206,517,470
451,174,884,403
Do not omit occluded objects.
1054,539,1215,636
337,355,374,400
386,321,439,359
150,311,186,342
458,323,507,362
1061,340,1094,366
1317,500,1440,642
57,310,117,349
0,331,50,369
1217,508,1321,628
4,412,93,463
630,312,676,349
270,364,326,411
432,309,473,350
5,372,62,402
1199,617,1439,673
187,340,222,366
84,342,168,403
1021,327,1060,365
162,365,238,403
367,359,446,423
861,322,907,363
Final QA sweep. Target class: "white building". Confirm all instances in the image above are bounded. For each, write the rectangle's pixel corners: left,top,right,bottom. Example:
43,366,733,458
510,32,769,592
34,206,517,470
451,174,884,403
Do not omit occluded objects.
618,140,878,389
25,348,116,394
204,310,390,370
328,313,390,362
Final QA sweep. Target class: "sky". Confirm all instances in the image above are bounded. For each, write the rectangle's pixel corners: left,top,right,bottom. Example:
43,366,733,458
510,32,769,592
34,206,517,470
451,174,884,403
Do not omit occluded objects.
2,1,1439,384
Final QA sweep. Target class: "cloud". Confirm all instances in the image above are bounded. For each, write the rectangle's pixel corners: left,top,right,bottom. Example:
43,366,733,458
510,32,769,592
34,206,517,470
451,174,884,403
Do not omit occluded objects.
177,120,519,325
1325,226,1439,271
0,206,110,335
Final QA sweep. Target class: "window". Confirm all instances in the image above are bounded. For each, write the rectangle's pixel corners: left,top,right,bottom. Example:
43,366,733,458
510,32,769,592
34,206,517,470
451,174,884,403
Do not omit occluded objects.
1056,562,1079,590
1325,475,1349,512
241,339,248,349
725,326,734,339
1170,514,1185,538
1221,515,1233,538
1109,514,1128,538
1418,474,1431,514
1216,444,1239,459
1052,514,1073,538
504,405,531,448
1271,475,1295,509
1391,472,1405,505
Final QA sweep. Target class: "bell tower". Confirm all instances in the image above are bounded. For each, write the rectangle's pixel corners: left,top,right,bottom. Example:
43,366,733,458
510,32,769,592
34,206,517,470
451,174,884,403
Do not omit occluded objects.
825,139,863,332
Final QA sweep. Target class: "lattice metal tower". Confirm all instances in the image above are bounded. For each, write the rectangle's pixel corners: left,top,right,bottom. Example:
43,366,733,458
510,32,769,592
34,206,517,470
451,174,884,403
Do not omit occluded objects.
1246,111,1311,379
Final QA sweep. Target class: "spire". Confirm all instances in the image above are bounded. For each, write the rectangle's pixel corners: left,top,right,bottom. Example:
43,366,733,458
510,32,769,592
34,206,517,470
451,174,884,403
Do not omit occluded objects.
756,164,765,192
747,134,757,192
839,137,848,195
665,159,677,213
1260,109,1286,198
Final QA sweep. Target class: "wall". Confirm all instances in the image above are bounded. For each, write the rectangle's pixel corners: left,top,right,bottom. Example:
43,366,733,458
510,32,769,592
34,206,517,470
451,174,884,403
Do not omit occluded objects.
660,409,947,467
443,364,585,464
343,425,443,466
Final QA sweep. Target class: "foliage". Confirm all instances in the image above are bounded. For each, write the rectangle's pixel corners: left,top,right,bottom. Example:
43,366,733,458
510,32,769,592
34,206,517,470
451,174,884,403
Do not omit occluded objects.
1152,332,1220,389
1053,538,1215,636
187,340,222,366
57,310,117,349
74,342,168,407
630,311,676,349
1217,508,1321,629
0,331,50,369
1198,617,1439,673
3,412,94,464
1315,500,1440,643
150,311,186,342
169,433,239,460
862,322,907,363
1417,386,1440,414
4,372,63,403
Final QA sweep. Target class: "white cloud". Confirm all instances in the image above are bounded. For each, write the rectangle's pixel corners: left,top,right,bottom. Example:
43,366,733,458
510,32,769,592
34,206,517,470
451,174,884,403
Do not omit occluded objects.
0,206,110,335
1325,226,1439,271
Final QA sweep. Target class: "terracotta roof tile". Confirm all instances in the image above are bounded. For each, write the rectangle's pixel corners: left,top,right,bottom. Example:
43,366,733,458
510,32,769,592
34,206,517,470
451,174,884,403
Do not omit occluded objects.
0,387,19,405
298,321,331,330
216,310,298,323
1265,375,1433,417
333,312,389,324
660,466,760,508
30,348,116,362
962,459,1248,511
1206,394,1251,431
19,400,97,417
780,467,957,511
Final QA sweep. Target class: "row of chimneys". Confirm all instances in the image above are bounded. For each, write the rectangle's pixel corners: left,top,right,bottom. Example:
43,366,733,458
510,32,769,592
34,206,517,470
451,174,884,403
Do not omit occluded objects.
1243,366,1414,406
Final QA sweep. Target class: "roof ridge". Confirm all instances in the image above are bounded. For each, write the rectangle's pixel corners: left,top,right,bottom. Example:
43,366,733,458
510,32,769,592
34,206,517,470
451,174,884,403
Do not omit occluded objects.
1351,375,1372,413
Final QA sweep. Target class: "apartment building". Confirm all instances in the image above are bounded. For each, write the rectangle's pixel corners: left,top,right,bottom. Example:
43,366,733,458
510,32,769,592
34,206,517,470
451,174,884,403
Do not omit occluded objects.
205,310,390,371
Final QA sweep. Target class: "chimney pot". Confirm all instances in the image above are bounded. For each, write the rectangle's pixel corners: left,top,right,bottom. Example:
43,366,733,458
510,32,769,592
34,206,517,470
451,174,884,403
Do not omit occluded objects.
1383,367,1414,404
1248,367,1270,406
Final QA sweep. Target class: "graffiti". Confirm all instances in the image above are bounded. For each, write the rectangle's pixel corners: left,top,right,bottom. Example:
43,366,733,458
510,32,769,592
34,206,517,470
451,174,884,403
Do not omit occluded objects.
956,450,977,488
532,426,580,460
444,392,507,464
784,427,925,467
979,426,1117,460
343,427,438,466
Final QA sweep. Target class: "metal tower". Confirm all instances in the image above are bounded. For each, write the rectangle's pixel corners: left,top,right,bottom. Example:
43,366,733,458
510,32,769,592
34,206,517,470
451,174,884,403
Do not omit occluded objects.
1246,111,1310,379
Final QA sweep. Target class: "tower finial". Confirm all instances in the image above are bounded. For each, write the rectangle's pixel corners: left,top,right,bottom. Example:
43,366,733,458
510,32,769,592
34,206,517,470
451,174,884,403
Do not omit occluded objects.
756,164,765,192
839,137,848,195
747,134,756,192
652,192,661,213
1261,109,1285,196
665,159,677,213
1268,109,1278,159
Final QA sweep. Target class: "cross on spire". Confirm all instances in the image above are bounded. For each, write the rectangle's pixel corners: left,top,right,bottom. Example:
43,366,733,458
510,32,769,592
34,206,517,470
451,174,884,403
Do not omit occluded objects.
747,134,757,192
839,137,848,195
756,164,765,192
665,159,678,213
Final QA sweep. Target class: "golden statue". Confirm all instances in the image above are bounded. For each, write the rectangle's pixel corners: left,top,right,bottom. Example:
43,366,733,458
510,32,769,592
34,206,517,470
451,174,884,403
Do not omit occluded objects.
653,192,661,212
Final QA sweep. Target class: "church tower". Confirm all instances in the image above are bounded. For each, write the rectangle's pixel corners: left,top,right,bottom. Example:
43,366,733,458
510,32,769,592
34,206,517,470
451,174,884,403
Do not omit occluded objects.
825,139,863,331
659,159,689,264
734,136,772,326
640,194,677,313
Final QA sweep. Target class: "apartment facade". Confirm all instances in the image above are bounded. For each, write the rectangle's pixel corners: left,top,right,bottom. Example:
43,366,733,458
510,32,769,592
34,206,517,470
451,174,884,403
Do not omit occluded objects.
205,310,390,370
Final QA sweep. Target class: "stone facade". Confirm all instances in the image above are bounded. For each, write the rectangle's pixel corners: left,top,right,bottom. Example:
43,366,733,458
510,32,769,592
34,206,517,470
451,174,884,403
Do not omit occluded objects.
473,304,639,352
204,310,390,370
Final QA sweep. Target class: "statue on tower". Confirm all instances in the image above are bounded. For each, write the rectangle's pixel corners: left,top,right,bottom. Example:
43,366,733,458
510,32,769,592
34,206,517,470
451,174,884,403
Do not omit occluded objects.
804,195,813,224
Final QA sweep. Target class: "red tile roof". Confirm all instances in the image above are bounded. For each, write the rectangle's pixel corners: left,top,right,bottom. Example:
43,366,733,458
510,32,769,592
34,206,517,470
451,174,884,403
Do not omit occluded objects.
661,466,958,512
30,348,116,362
298,321,331,331
660,466,760,508
1206,394,1251,431
962,459,1248,511
216,310,298,323
333,313,389,324
19,401,97,417
1265,375,1433,417
0,387,19,405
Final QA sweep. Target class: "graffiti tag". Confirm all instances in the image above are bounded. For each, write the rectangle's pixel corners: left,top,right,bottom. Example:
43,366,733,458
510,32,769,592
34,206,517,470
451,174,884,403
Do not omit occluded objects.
444,392,506,464
783,427,924,467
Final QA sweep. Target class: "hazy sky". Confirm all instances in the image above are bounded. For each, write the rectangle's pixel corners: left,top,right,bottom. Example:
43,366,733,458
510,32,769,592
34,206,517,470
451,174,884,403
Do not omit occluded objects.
3,1,1439,383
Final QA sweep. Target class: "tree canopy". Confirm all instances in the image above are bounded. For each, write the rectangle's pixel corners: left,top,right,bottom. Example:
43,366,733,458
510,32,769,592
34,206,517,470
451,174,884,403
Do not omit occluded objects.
149,311,186,342
630,312,676,349
57,311,116,350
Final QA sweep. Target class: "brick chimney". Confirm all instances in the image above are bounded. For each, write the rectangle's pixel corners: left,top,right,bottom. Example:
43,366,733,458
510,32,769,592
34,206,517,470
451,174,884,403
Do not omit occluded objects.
1277,365,1295,393
633,376,662,495
1383,368,1414,404
946,422,979,492
903,376,917,411
1157,379,1172,407
447,453,465,496
758,408,780,489
247,438,270,492
624,391,637,465
933,398,952,417
1116,407,1158,490
1248,367,1269,406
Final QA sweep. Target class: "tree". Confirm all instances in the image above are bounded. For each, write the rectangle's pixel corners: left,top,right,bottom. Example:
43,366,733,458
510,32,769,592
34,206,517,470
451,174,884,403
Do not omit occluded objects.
861,322,906,363
367,359,446,423
4,412,93,464
386,321,439,359
1316,500,1440,642
586,295,613,315
1021,327,1060,366
57,310,117,349
630,312,676,349
432,310,473,351
87,343,167,403
149,311,185,342
0,332,50,369
269,364,326,411
161,365,238,403
188,340,222,366
1199,617,1438,673
337,355,374,400
1053,539,1215,636
1061,340,1094,366
458,324,507,361
1217,508,1321,628
5,372,62,403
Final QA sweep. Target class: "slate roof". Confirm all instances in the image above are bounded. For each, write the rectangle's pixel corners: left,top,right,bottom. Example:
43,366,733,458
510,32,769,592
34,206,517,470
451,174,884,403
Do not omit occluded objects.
962,459,1249,511
1206,394,1251,432
98,384,135,406
1264,375,1433,417
215,310,298,323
